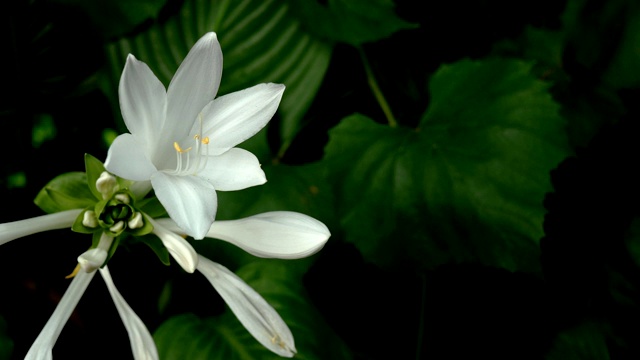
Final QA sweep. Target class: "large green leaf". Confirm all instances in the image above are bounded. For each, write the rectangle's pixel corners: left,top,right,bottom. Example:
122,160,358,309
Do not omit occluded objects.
323,58,570,272
546,321,610,360
51,0,167,39
154,261,351,359
288,0,417,45
101,0,332,153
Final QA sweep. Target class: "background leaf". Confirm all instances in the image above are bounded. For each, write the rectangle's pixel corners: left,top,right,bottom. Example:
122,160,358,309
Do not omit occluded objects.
323,58,570,272
154,260,351,359
100,0,333,154
288,0,417,45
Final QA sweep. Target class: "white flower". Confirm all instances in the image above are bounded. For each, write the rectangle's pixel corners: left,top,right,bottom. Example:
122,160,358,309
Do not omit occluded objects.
105,32,285,240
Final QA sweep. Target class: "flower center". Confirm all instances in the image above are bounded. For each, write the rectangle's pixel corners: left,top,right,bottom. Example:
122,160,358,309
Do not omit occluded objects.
169,114,210,176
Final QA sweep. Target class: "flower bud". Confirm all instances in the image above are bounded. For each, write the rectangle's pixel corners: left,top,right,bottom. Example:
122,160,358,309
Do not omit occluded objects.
96,172,118,199
82,210,98,228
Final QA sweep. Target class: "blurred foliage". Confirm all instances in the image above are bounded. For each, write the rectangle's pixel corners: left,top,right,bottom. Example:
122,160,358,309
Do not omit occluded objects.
2,0,640,359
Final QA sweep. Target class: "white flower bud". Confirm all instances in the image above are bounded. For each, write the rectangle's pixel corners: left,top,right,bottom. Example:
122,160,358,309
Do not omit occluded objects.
82,210,98,228
110,221,125,233
96,171,118,199
128,212,143,229
115,193,130,204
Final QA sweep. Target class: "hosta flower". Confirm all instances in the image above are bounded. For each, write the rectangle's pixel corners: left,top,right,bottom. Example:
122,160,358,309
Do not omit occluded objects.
105,31,285,240
0,157,330,358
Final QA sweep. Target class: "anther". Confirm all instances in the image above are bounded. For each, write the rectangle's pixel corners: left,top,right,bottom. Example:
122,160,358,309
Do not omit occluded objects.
174,142,192,153
65,263,81,279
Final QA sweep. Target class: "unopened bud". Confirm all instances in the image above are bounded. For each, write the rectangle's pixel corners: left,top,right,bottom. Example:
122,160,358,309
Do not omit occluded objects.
96,172,117,199
82,210,98,228
128,212,143,229
115,193,130,204
110,221,124,233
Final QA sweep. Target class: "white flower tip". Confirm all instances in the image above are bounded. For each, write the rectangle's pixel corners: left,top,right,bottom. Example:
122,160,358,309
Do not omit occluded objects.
78,248,108,273
125,53,139,63
270,334,296,358
203,31,217,41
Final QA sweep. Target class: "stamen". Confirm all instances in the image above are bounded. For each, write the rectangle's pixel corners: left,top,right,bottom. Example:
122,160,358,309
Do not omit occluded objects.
169,113,211,176
173,142,192,153
65,263,81,279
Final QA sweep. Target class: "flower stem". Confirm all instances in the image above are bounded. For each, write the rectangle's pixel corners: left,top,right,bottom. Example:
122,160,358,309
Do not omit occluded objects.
358,47,397,128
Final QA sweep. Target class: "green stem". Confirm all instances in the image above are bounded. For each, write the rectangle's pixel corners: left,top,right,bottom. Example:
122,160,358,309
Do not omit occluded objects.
358,47,397,128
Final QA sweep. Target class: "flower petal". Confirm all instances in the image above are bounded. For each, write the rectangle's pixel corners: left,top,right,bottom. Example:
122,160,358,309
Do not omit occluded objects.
25,269,95,360
199,83,285,156
148,217,199,273
105,134,158,181
0,209,81,246
150,172,217,239
206,211,330,259
165,32,222,146
197,148,266,191
119,54,167,155
196,257,296,357
99,266,159,360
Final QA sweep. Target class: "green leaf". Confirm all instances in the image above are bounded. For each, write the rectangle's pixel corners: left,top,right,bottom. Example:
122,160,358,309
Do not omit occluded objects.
137,234,171,266
50,0,168,39
85,153,106,200
546,321,610,360
101,0,332,154
0,315,13,360
602,1,640,88
289,0,417,45
34,172,96,214
323,58,570,272
154,261,352,360
216,164,335,223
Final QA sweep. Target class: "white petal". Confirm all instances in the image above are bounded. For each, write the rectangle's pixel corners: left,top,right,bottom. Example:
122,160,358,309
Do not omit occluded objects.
119,54,167,154
197,148,266,191
199,83,285,156
206,211,330,259
105,134,158,181
150,172,217,239
99,266,159,360
130,180,153,199
0,209,81,246
148,217,199,273
165,32,222,146
25,269,96,360
196,257,296,357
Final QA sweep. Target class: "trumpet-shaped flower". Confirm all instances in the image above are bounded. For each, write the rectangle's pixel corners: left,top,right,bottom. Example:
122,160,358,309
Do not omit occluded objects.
105,32,285,240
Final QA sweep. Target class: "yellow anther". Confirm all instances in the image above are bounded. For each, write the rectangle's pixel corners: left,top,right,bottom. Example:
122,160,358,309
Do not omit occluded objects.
174,142,192,153
202,137,210,145
65,263,81,279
